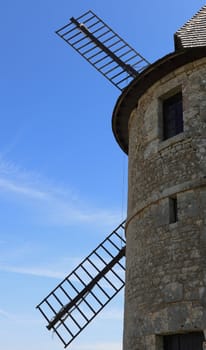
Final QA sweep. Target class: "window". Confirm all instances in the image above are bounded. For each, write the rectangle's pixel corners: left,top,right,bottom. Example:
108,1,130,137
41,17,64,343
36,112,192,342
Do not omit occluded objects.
169,196,178,224
163,92,183,140
163,332,204,350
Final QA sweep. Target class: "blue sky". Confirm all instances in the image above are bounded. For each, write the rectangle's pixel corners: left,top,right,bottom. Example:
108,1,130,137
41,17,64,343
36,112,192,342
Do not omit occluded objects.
0,1,205,349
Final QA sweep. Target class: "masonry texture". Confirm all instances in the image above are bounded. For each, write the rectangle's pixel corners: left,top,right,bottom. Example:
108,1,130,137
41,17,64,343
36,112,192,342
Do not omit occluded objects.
124,57,206,349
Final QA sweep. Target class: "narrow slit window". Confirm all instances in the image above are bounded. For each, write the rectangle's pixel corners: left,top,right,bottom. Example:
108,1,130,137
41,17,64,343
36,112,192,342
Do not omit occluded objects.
163,92,183,140
169,196,178,224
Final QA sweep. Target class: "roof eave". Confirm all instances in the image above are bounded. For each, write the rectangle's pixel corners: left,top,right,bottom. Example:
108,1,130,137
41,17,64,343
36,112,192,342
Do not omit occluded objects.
112,47,206,154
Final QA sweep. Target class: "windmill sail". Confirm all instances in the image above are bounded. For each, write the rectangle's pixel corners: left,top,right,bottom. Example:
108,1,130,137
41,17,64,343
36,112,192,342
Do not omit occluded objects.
36,221,126,348
56,10,150,90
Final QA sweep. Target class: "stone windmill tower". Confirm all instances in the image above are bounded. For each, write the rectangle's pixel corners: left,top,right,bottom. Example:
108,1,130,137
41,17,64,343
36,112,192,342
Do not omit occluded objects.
37,5,206,350
112,5,206,350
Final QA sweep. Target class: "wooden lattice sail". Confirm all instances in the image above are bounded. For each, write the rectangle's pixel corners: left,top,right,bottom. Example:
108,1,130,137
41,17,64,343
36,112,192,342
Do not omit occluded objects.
36,221,126,348
56,10,150,90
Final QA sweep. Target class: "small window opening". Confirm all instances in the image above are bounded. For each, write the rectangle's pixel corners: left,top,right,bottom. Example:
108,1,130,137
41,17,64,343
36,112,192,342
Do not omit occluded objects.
163,332,205,350
169,196,178,224
163,92,183,140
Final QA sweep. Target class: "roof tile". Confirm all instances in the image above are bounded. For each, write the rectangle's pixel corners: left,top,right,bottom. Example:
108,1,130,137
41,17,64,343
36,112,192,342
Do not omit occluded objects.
175,5,206,50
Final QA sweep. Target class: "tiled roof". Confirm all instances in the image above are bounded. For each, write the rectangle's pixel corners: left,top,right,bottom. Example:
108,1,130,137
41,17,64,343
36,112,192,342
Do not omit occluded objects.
175,5,206,50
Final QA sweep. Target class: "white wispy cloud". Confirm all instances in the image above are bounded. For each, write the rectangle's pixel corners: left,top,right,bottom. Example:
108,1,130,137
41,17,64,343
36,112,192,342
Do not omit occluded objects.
0,178,48,199
0,264,66,279
0,157,122,227
0,308,41,325
0,308,12,319
0,250,81,279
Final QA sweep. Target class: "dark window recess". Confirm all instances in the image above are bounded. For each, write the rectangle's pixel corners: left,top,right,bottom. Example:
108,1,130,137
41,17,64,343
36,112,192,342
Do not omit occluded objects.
169,196,178,224
163,92,183,140
163,332,205,350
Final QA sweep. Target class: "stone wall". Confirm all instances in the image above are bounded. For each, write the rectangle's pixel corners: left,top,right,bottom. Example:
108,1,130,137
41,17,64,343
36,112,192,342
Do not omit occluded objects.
124,57,206,349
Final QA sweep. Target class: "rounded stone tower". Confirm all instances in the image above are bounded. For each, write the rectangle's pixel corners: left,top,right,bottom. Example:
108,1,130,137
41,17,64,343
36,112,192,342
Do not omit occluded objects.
112,6,206,350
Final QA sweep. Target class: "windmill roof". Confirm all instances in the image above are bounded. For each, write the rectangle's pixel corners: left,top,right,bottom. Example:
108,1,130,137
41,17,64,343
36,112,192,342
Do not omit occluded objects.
175,5,206,50
112,6,206,154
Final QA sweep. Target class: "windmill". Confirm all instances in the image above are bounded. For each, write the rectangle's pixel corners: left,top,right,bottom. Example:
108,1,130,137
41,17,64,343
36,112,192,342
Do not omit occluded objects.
36,10,150,348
